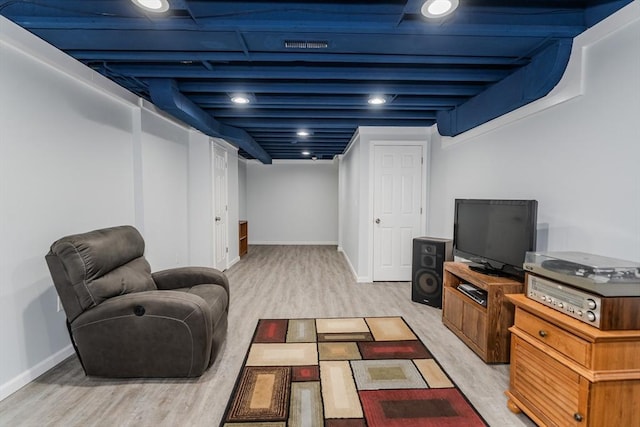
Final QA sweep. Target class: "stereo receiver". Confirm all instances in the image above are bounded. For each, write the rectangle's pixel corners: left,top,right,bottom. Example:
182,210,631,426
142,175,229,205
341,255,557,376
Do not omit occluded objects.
523,251,640,330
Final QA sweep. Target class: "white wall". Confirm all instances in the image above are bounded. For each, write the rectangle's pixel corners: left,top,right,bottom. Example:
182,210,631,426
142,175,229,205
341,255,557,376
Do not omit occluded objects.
188,131,214,267
247,160,339,244
140,109,190,269
0,17,239,400
0,18,137,399
428,3,640,262
338,138,361,276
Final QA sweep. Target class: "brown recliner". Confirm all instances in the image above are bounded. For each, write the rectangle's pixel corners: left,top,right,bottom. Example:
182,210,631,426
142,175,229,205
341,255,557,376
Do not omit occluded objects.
45,225,229,378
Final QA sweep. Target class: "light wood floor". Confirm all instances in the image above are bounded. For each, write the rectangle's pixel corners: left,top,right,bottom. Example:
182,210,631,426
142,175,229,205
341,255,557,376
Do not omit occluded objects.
0,245,535,426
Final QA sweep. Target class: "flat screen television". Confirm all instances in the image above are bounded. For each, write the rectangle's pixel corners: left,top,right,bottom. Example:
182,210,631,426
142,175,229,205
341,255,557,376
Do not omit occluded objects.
453,199,538,280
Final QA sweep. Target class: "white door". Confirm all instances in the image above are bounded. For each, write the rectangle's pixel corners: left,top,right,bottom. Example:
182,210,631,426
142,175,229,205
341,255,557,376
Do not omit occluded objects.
213,145,228,270
373,145,423,281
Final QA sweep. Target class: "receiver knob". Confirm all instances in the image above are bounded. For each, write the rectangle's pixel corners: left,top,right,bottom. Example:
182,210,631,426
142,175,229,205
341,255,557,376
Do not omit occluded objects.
586,311,596,322
586,299,597,310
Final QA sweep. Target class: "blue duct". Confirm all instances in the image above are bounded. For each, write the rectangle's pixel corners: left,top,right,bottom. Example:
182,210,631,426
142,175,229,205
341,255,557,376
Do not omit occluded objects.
148,79,272,164
437,39,573,136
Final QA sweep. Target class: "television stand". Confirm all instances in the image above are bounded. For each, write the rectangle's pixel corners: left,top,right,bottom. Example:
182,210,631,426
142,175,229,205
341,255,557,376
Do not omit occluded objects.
442,262,523,363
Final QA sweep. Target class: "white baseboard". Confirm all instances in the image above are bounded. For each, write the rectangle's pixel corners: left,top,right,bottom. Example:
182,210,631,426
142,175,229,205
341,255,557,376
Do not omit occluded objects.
337,247,372,283
250,241,338,245
227,256,240,269
0,344,74,402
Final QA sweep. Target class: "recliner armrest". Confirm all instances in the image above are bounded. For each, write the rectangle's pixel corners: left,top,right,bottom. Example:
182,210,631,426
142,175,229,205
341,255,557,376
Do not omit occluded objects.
152,266,229,295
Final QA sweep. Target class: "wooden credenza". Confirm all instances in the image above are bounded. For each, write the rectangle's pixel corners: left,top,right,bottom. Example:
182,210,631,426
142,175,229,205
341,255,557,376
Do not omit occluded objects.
505,293,640,427
442,262,524,363
239,221,248,257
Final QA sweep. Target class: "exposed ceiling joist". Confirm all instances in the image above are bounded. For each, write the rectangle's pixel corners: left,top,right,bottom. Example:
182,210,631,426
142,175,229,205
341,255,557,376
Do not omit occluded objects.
0,0,632,161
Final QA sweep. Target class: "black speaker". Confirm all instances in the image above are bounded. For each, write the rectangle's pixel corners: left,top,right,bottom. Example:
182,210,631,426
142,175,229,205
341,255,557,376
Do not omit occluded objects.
411,237,453,308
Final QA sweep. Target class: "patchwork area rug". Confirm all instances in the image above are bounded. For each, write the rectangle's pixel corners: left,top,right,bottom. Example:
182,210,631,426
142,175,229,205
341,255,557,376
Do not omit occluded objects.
220,317,487,426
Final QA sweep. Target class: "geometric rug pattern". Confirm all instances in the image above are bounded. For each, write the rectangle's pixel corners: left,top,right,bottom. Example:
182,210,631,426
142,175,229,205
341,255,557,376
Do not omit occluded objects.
221,317,488,426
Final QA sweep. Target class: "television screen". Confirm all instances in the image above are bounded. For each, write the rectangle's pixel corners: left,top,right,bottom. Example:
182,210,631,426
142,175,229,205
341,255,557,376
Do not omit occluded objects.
453,199,538,279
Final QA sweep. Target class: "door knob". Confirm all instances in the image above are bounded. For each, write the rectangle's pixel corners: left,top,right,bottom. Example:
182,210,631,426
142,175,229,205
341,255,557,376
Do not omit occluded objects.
375,218,381,224
215,216,221,222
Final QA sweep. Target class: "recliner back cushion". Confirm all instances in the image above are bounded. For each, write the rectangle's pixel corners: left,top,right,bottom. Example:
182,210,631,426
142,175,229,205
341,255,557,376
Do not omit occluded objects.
49,225,156,310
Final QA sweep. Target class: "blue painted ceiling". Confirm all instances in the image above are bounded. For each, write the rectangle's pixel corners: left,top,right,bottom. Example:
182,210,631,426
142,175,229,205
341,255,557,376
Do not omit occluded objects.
0,0,632,163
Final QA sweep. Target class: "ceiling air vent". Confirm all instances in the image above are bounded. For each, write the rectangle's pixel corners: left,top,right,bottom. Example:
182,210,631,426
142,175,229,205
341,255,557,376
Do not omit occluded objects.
284,40,329,49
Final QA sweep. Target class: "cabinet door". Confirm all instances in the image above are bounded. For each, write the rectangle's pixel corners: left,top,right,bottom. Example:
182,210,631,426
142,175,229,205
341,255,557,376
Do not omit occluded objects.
443,287,464,330
589,380,640,426
462,303,487,351
510,335,589,426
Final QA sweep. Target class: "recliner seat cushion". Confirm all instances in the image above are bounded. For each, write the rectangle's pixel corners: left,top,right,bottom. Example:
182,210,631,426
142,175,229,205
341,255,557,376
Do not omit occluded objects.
49,225,156,310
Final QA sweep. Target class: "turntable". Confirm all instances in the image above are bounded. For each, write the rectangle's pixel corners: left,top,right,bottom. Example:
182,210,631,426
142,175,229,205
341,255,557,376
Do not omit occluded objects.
524,251,640,297
523,252,640,330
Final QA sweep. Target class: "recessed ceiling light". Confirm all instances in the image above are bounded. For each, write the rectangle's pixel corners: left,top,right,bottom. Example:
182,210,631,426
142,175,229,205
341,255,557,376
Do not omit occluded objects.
297,130,310,137
230,95,251,104
421,0,459,18
302,151,311,156
131,0,170,13
368,96,387,105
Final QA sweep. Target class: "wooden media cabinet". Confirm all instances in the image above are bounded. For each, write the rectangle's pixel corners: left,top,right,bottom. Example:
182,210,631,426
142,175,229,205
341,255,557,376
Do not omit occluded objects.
505,293,640,427
441,262,523,363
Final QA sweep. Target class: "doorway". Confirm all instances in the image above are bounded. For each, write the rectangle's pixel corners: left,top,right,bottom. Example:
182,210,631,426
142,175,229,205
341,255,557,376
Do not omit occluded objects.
372,144,424,281
213,144,228,270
